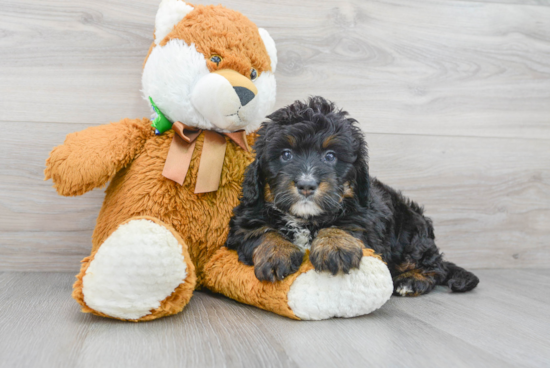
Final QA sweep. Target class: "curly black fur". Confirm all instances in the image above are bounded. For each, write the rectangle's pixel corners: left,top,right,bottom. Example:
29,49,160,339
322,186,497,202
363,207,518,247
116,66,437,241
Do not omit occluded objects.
225,96,479,296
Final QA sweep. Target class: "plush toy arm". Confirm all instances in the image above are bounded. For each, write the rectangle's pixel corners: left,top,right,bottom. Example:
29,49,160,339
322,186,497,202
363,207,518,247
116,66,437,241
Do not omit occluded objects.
45,118,152,196
203,247,394,320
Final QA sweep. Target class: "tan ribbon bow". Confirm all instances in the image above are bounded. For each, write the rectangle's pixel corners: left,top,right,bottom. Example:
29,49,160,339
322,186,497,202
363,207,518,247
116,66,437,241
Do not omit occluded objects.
162,121,250,193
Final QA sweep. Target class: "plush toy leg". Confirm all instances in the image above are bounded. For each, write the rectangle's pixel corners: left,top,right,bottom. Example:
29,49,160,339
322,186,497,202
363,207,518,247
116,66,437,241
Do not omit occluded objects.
203,248,393,320
72,216,196,322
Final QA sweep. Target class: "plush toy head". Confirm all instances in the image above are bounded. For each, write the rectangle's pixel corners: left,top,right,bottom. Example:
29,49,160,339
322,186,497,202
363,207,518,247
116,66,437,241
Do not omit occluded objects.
142,0,277,134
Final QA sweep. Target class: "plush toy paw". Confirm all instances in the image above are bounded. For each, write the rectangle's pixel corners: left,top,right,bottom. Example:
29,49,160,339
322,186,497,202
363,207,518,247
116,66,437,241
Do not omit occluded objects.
287,250,393,320
204,247,393,321
73,217,196,321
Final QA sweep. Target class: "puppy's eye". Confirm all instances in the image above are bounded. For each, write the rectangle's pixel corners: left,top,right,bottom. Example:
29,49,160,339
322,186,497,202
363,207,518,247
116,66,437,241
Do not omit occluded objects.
250,68,258,81
281,150,293,162
324,151,336,162
210,55,222,65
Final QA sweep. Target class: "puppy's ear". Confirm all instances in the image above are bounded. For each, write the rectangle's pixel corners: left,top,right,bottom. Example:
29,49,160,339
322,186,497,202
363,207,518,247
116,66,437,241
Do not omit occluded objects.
350,123,370,207
355,156,370,207
239,128,267,208
239,157,264,208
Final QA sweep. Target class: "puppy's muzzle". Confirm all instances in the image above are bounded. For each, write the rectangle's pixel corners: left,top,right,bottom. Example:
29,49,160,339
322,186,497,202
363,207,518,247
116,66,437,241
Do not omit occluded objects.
296,178,318,198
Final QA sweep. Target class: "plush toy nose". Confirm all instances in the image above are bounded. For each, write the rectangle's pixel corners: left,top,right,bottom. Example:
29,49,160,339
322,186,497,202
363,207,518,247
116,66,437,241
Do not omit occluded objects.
212,69,257,106
233,87,255,106
191,68,260,131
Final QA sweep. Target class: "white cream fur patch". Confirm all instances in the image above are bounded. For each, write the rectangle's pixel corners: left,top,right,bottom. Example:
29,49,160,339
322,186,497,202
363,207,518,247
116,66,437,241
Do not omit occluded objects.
245,71,276,132
290,200,324,218
191,72,259,132
142,38,277,134
82,219,188,320
145,2,278,134
283,216,312,251
287,256,393,320
154,0,194,45
258,28,277,72
396,285,413,296
142,39,211,130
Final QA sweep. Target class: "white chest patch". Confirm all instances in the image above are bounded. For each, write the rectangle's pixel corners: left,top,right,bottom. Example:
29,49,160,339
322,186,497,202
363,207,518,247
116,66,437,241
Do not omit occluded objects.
283,216,312,251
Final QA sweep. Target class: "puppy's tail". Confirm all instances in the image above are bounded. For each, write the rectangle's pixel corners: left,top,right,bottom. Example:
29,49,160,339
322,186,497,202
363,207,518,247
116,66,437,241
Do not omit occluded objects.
441,262,479,292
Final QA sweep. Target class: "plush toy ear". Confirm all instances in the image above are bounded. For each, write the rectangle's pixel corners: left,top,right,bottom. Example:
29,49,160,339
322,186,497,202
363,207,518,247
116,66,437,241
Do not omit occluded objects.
258,28,277,72
154,0,194,45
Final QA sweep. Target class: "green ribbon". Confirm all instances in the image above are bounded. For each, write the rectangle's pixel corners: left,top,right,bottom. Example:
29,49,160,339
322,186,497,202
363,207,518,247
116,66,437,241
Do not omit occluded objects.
149,97,172,135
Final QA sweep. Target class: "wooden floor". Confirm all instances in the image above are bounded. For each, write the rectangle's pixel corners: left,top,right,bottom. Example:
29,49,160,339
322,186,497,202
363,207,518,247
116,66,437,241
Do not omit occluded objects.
0,269,549,368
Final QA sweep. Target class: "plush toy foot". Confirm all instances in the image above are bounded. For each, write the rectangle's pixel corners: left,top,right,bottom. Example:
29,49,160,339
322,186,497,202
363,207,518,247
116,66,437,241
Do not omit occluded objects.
72,216,196,321
204,248,393,320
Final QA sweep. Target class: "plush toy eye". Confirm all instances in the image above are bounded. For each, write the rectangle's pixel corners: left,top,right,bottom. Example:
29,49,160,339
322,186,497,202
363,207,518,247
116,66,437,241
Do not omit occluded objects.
210,55,222,65
281,150,293,162
324,151,336,162
250,68,258,81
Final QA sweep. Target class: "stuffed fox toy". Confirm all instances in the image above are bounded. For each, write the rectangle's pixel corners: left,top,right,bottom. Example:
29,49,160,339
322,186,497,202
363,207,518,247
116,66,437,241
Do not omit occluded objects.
45,0,393,321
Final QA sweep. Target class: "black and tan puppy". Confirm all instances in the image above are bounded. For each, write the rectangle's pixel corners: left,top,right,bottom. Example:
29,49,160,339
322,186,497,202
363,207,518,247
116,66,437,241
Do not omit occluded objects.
226,96,479,296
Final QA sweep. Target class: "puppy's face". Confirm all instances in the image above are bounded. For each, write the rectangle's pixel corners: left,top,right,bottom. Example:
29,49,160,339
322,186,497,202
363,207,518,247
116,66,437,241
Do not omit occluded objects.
260,109,361,218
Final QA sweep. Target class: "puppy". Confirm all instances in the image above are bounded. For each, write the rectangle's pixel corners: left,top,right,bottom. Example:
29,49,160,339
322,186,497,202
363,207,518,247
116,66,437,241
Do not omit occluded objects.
226,96,479,296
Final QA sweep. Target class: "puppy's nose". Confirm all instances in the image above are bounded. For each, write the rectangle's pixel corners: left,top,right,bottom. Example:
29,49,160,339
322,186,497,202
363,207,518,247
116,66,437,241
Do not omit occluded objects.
233,86,255,106
296,179,318,198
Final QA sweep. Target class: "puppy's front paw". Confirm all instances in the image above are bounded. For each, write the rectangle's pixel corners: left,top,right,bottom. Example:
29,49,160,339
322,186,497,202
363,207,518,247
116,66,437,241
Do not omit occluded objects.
253,233,304,282
310,228,363,275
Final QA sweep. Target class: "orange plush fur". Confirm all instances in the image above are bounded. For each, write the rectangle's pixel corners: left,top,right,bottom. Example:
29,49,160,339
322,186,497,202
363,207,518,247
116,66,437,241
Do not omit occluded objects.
204,248,383,320
44,4,296,321
46,114,268,321
46,4,266,284
72,216,197,321
46,117,255,279
46,4,390,322
145,5,272,76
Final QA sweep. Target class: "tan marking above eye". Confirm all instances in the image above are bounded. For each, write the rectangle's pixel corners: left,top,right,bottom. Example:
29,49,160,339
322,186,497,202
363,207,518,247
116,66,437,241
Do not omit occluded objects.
322,135,337,149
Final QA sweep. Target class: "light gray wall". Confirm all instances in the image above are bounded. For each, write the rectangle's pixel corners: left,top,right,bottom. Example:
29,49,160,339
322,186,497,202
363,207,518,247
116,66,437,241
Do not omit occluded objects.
1,0,549,271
